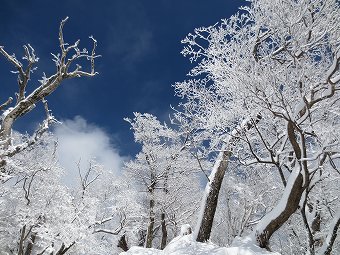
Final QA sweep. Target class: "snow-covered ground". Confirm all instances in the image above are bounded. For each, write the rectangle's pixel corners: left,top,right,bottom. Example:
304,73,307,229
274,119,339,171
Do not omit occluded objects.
120,234,281,255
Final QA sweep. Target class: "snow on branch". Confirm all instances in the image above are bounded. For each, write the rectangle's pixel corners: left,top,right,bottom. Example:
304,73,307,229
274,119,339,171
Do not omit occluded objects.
317,209,340,255
0,18,99,178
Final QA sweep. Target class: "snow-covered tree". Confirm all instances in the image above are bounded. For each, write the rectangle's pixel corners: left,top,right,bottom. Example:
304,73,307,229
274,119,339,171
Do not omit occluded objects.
0,17,98,181
0,132,141,254
0,134,83,254
175,0,340,253
124,113,202,249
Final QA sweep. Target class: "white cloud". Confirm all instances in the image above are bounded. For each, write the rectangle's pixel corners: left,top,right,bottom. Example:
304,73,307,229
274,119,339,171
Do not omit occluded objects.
53,116,125,186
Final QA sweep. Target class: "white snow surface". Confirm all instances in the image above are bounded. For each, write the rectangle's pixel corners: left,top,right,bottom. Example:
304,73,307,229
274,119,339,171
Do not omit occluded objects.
180,224,192,236
119,235,281,255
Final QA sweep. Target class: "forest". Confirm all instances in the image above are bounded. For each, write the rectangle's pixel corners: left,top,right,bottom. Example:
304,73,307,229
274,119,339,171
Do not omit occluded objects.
0,0,339,254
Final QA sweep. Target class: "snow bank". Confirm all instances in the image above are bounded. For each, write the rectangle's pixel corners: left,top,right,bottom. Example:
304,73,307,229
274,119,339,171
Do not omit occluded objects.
120,247,163,255
119,235,281,255
227,236,281,255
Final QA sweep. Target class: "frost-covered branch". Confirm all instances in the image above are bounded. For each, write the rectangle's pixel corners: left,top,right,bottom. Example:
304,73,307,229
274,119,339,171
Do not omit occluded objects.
317,209,340,255
0,18,99,177
93,212,127,236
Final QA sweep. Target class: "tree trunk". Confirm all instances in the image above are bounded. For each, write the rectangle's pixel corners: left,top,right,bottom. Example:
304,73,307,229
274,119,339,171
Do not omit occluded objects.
253,120,309,249
55,242,75,255
194,115,262,243
117,234,129,252
145,195,155,248
195,150,231,242
254,167,305,249
0,116,14,150
138,229,146,247
24,234,36,255
318,210,340,255
18,225,26,255
301,202,316,255
160,212,167,249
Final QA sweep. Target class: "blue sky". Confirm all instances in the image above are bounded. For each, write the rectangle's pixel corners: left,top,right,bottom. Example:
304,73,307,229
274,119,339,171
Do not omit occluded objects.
0,0,244,159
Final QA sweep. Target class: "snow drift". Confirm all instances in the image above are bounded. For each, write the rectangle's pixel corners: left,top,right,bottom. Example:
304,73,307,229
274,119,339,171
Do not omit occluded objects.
120,234,281,255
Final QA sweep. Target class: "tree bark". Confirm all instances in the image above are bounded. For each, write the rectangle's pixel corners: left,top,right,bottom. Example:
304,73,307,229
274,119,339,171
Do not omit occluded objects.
55,242,75,255
160,212,167,249
318,210,340,255
195,150,231,242
145,195,155,248
18,225,26,255
138,229,146,247
301,202,316,254
254,120,306,248
254,169,304,248
195,114,262,242
117,234,129,252
24,234,36,255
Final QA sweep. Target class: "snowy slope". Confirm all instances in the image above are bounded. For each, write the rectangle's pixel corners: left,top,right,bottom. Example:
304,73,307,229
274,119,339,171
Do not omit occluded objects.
119,234,281,255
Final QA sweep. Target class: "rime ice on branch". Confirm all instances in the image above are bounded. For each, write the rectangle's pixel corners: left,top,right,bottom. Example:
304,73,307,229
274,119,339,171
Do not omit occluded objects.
0,17,99,180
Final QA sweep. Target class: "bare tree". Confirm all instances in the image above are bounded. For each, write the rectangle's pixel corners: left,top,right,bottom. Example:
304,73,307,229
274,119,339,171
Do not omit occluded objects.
0,17,99,180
